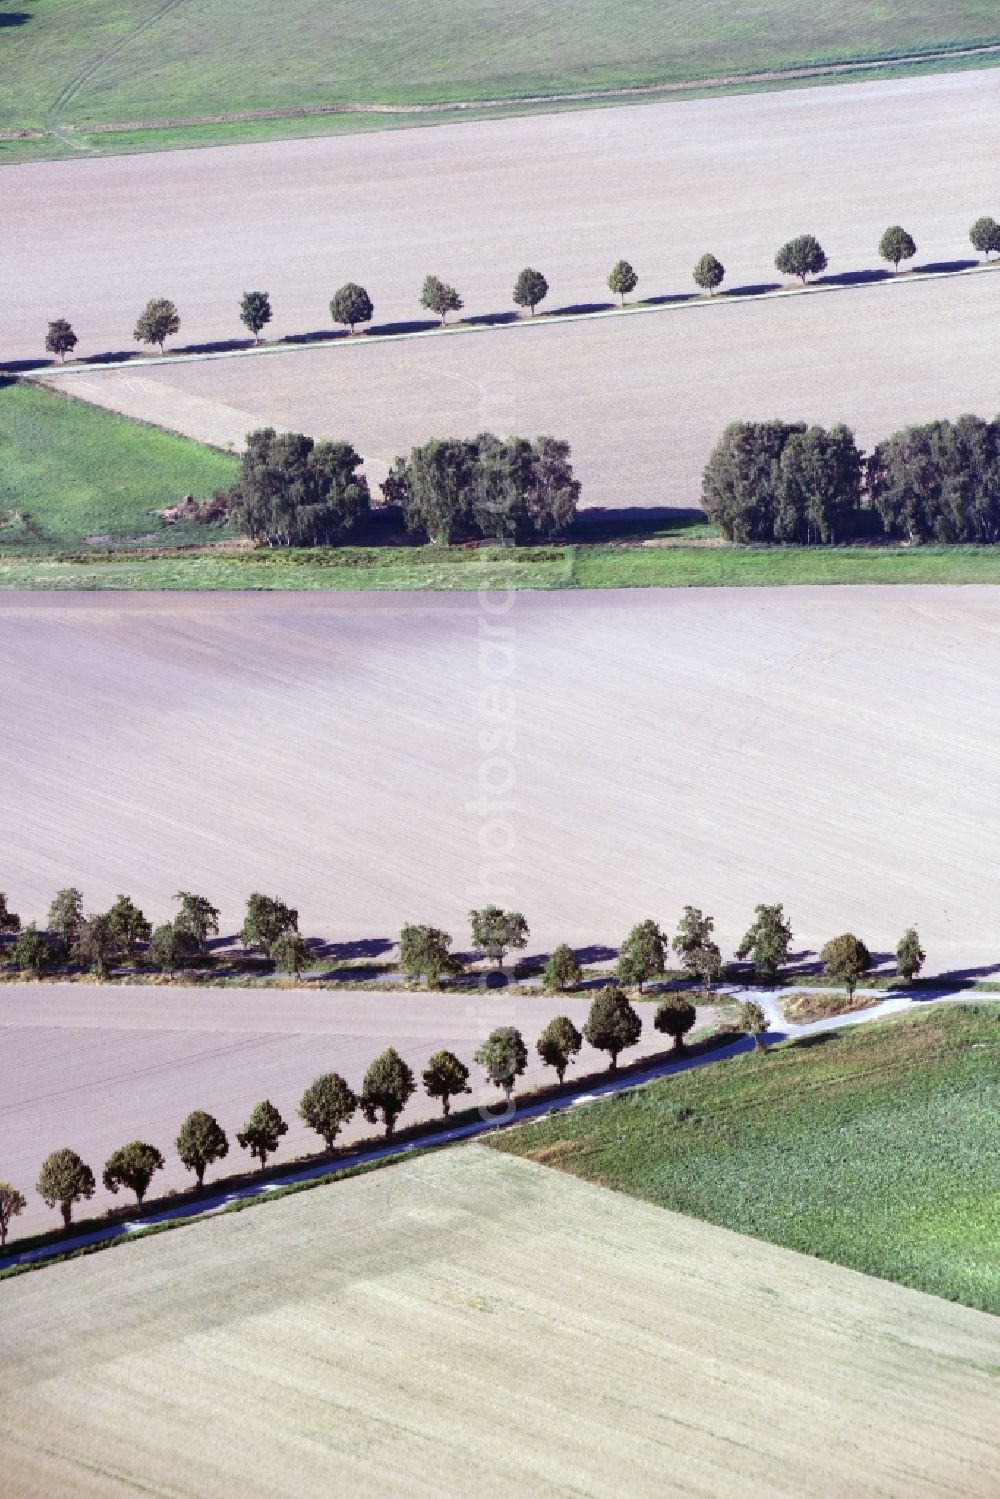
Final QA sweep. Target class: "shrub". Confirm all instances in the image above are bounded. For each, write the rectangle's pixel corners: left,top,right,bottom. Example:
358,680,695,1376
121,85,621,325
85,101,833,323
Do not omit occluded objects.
12,922,54,976
536,1015,582,1083
702,420,863,544
583,984,642,1072
241,892,298,954
475,1026,528,1100
239,290,272,343
237,1099,288,1171
542,943,582,993
399,923,462,986
148,921,202,971
102,1141,165,1207
469,905,529,968
774,234,827,283
360,1048,415,1137
420,275,463,324
737,999,769,1049
45,318,77,361
36,1148,95,1227
820,933,872,997
0,1182,27,1247
330,282,373,333
607,259,638,304
693,253,725,293
228,428,370,547
653,993,697,1051
134,297,180,353
422,1050,471,1117
513,267,549,315
969,215,1000,259
175,1110,229,1188
616,919,665,992
298,1072,357,1149
878,225,916,272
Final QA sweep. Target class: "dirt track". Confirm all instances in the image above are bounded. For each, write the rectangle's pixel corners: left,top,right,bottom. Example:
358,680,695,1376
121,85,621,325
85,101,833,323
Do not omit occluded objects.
2,1148,998,1497
3,68,996,367
56,269,1000,509
1,586,997,983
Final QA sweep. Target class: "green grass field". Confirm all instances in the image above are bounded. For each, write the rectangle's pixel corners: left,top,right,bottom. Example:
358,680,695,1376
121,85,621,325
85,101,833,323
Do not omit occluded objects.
1,0,998,160
0,380,236,547
491,1005,1000,1312
6,378,1000,589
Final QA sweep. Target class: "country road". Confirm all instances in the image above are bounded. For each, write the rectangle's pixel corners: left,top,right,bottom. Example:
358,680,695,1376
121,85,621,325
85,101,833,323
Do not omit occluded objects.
2,984,991,1274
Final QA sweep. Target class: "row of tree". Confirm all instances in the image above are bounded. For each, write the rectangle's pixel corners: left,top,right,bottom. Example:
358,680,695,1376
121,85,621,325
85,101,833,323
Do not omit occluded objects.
39,215,1000,362
0,889,924,999
224,427,581,546
0,982,750,1244
702,415,1000,545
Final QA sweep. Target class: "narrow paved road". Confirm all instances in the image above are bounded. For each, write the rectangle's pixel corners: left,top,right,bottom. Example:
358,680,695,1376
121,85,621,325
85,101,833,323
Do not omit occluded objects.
1,985,990,1272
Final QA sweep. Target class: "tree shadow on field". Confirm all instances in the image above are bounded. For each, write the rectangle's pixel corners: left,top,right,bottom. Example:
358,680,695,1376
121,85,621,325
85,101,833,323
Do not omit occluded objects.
643,291,696,308
549,300,614,317
0,13,31,27
81,348,138,366
176,336,255,357
284,327,348,345
789,1031,837,1050
0,357,52,374
462,310,520,328
724,281,782,299
913,258,977,275
569,505,707,542
309,936,395,962
574,944,618,965
816,268,891,288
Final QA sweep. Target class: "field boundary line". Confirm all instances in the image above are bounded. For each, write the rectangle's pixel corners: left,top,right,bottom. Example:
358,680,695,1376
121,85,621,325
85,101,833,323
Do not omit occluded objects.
14,261,999,381
1,989,994,1274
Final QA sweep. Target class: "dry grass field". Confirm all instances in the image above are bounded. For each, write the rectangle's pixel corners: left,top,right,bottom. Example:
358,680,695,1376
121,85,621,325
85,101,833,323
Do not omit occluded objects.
2,1148,998,1497
1,586,997,978
57,269,999,510
0,982,712,1235
3,69,996,368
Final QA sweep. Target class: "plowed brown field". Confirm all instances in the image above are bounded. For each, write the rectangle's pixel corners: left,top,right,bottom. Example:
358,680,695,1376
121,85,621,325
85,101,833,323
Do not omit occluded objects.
1,586,997,980
3,68,996,368
0,983,712,1234
2,1148,998,1498
55,270,999,509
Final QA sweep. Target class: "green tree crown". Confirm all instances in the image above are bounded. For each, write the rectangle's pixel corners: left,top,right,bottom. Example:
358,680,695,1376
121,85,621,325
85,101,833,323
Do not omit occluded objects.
330,282,374,332
583,984,642,1072
237,1099,289,1171
175,1109,229,1187
774,234,827,283
360,1048,415,1137
299,1072,357,1149
422,1050,471,1116
475,1026,529,1099
536,1015,582,1083
102,1141,165,1206
36,1148,96,1227
513,267,549,314
134,297,180,352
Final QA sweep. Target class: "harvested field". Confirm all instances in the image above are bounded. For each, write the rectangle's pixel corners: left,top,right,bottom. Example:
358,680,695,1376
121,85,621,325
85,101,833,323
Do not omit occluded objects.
2,1148,999,1498
1,586,998,983
0,983,712,1236
3,69,998,367
58,269,1000,509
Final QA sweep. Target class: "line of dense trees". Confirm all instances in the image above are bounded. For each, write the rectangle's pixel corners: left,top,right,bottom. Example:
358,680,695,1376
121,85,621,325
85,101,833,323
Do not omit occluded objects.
223,428,581,545
33,216,1000,363
0,894,924,1242
0,888,924,994
702,415,1000,545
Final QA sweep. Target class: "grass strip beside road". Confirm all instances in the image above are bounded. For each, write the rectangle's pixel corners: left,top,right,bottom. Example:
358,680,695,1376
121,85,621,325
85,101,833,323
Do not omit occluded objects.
6,543,1000,591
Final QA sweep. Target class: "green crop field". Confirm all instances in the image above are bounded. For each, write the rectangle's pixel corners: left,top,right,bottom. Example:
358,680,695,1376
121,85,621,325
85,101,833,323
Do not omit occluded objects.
491,1005,1000,1313
0,380,236,548
2,0,999,160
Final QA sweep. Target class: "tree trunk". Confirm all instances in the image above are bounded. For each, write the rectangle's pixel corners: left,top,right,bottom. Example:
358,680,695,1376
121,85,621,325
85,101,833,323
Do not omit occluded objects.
61,1201,71,1228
